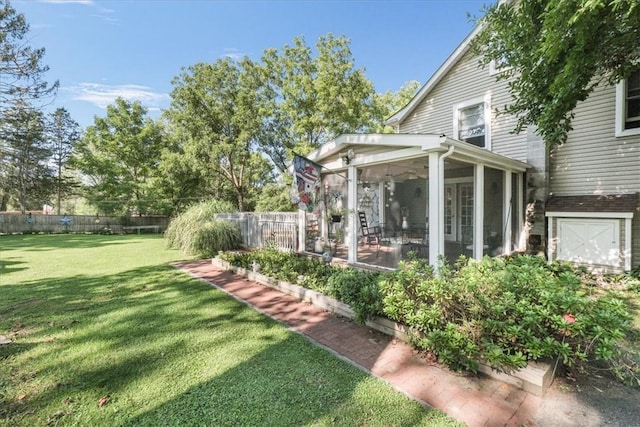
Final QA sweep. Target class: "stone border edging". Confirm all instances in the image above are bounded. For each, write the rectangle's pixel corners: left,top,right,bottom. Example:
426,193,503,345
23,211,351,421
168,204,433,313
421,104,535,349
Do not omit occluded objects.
211,256,554,396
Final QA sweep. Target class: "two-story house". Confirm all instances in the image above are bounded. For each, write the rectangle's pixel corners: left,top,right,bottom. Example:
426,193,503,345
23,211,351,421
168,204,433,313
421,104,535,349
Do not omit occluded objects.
300,24,639,273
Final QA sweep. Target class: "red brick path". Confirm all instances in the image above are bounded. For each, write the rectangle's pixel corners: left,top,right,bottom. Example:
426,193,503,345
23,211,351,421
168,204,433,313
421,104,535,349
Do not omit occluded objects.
175,259,542,427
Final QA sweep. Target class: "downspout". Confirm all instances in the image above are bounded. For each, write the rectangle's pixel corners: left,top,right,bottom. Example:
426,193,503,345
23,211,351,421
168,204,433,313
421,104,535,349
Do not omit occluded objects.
438,143,455,257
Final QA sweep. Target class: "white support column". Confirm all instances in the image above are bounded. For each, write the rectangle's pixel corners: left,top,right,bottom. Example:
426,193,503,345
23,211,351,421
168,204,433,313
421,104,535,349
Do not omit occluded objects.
624,217,632,271
503,170,512,254
547,216,554,262
298,208,306,252
428,152,441,267
347,166,358,263
517,173,525,251
378,181,386,230
474,163,485,260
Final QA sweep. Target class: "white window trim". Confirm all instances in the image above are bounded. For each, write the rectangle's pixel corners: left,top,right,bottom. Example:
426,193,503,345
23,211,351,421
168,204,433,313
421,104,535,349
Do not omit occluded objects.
453,94,492,150
615,78,640,137
489,59,513,76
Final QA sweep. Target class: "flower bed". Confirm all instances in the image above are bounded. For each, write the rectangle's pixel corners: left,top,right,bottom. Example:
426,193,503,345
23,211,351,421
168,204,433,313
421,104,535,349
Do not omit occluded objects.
216,249,631,395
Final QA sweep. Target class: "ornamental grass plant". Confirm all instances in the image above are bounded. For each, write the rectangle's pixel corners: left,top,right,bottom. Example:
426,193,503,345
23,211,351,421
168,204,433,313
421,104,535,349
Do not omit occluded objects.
164,200,242,257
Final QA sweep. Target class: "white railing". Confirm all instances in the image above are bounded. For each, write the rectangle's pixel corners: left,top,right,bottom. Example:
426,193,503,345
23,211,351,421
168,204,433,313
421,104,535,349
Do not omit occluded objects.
214,212,298,251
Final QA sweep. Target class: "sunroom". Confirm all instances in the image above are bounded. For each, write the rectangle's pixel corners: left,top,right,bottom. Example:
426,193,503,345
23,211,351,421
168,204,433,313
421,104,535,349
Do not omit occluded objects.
297,134,530,269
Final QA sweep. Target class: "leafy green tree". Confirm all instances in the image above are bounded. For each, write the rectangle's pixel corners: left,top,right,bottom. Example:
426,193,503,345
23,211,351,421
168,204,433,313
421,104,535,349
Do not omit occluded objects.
0,0,58,210
370,80,421,133
46,108,81,214
73,98,165,216
0,0,58,109
166,58,272,211
254,180,297,212
473,0,640,147
1,100,52,212
261,34,376,168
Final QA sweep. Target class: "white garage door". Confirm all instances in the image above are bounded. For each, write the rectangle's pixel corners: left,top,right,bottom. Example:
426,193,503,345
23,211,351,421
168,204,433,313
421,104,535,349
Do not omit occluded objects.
557,219,620,267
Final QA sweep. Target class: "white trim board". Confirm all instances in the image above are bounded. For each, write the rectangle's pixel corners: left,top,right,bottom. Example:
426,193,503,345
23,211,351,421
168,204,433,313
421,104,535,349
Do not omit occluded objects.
545,211,634,219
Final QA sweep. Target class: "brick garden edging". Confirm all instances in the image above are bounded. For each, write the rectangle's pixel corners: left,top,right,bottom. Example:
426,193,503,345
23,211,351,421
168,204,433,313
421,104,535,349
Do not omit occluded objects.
211,256,555,395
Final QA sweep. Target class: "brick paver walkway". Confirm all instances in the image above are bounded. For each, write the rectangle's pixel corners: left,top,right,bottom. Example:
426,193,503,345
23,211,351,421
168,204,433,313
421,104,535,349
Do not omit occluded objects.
175,260,542,427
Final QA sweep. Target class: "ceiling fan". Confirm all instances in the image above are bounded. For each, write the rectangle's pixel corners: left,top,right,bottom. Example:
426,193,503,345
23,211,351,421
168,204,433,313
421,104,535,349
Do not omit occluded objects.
397,168,428,180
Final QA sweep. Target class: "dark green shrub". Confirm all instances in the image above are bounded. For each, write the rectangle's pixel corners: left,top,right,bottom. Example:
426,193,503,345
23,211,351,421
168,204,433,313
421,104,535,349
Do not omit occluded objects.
380,254,631,373
327,268,383,322
220,249,632,377
165,200,240,257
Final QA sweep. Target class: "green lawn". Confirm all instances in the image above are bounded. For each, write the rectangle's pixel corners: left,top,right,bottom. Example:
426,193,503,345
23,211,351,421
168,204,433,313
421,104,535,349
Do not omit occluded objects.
0,234,459,426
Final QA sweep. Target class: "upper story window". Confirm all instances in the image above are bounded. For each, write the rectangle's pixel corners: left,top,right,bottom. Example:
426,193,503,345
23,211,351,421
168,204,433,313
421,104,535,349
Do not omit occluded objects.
489,57,512,76
453,95,491,149
615,69,640,137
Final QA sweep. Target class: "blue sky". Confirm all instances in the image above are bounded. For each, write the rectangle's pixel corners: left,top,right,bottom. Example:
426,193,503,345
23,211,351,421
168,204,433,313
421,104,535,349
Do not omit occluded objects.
15,0,487,129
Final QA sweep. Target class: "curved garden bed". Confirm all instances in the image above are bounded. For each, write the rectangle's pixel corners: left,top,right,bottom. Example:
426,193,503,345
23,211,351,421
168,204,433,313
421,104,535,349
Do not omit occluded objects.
214,249,633,395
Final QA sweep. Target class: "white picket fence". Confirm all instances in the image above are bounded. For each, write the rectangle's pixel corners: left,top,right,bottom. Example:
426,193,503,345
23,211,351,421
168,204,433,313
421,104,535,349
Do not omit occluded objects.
214,212,298,251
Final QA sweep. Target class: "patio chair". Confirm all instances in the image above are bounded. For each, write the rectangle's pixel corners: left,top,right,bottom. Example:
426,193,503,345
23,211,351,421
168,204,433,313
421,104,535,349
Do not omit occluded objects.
358,211,384,257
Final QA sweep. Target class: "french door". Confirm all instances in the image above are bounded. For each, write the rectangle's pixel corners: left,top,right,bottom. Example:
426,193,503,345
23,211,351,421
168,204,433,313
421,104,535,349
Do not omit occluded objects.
444,182,474,242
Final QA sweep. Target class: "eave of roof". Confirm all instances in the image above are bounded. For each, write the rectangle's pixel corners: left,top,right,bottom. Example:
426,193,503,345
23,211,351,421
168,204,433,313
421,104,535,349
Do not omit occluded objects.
306,133,529,173
384,24,483,127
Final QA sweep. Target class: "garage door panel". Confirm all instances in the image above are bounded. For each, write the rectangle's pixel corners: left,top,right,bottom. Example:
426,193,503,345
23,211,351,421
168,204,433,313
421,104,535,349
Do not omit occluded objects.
557,219,619,267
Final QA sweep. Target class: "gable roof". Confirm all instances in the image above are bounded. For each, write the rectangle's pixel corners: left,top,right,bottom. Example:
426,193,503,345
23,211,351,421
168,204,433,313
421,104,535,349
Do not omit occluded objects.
384,25,482,127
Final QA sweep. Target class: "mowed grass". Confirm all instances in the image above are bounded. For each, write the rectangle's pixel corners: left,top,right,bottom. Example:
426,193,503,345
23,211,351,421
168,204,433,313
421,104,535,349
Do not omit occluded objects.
0,234,459,426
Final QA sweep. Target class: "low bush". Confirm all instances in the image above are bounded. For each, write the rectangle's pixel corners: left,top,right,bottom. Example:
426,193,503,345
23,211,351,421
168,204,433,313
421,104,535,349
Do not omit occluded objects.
219,249,632,378
165,200,241,257
380,254,631,373
327,268,383,322
219,248,338,295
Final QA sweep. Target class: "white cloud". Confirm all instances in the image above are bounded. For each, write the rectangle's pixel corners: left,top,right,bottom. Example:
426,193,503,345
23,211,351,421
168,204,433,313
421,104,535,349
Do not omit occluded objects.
222,48,247,60
65,83,170,109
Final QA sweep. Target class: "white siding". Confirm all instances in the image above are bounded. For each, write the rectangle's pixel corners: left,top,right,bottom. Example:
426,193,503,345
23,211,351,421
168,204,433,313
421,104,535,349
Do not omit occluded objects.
549,83,640,196
398,51,528,162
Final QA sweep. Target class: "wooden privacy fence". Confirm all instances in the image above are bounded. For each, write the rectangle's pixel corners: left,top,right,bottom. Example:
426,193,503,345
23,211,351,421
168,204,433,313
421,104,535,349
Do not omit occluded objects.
214,212,298,251
0,213,169,235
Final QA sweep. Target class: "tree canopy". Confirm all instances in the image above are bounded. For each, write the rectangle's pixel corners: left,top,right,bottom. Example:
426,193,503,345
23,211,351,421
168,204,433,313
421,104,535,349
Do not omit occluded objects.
473,0,640,147
47,108,81,214
73,98,165,216
0,0,59,211
260,34,376,167
0,100,51,212
166,57,272,212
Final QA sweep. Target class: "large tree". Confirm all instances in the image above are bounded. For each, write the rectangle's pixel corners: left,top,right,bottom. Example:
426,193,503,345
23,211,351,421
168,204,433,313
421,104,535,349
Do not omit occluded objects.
0,0,58,210
473,0,640,147
166,58,273,211
260,34,376,169
1,100,52,212
73,98,165,216
46,108,81,214
370,80,421,133
0,0,58,109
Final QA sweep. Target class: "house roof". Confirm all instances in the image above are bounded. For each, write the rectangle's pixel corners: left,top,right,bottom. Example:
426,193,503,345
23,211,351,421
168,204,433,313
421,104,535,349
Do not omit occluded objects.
546,194,640,213
305,133,529,174
385,25,483,127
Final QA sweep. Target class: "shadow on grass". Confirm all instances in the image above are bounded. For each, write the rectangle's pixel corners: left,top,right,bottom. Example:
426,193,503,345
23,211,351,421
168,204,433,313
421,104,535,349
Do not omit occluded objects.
0,233,157,252
0,258,27,275
0,264,444,426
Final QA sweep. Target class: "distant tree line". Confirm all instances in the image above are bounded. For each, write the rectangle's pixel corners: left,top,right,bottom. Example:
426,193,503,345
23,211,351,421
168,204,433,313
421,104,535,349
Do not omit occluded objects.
0,0,418,217
4,0,638,218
